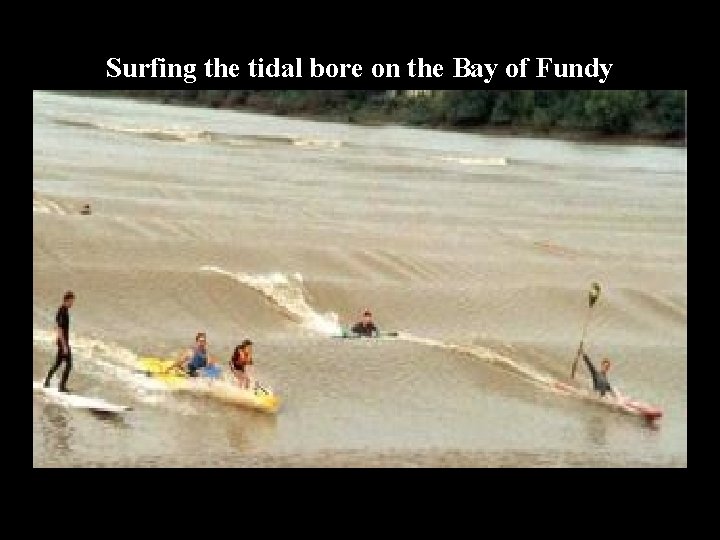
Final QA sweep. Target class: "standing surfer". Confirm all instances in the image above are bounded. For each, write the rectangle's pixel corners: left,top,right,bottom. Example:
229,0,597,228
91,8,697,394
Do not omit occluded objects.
43,291,75,392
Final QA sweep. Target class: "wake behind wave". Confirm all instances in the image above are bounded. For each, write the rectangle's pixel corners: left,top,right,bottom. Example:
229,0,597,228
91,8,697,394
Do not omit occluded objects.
397,331,658,417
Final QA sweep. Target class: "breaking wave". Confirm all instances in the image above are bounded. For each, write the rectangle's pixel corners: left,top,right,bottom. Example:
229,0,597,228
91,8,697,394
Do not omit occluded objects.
200,266,342,336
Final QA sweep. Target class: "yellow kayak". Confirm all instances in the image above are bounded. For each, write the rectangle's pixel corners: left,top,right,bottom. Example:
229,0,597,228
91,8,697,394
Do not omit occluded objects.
137,357,281,414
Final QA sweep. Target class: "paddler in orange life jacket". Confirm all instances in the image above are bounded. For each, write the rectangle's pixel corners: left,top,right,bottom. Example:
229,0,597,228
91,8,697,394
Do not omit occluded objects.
351,309,379,337
229,339,254,389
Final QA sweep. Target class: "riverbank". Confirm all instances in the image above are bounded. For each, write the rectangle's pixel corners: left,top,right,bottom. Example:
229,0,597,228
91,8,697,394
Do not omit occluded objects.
67,90,687,148
231,105,688,148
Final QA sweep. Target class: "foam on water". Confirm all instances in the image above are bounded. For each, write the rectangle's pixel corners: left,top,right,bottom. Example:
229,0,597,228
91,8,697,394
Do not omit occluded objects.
33,197,66,215
200,266,342,336
33,329,137,366
398,331,552,384
439,156,508,166
33,328,173,404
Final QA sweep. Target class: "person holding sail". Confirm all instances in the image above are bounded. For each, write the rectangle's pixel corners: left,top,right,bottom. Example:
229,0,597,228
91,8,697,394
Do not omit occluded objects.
571,282,618,399
579,347,617,399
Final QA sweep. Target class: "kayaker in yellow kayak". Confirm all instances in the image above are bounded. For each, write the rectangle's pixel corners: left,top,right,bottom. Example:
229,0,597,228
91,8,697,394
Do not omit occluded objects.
168,332,219,376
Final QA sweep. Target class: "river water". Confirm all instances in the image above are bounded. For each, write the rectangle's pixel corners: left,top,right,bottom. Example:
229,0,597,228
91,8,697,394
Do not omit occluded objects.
33,91,687,467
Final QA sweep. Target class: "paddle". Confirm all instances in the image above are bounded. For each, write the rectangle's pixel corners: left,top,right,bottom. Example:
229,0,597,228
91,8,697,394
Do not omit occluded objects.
133,367,185,378
571,282,601,379
333,329,399,338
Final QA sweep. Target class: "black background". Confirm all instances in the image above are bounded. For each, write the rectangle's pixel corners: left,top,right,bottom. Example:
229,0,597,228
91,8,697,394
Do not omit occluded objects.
30,32,687,506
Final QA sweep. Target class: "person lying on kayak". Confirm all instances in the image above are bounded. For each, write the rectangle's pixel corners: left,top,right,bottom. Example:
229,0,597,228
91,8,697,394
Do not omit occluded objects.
581,350,617,399
350,310,379,337
229,339,254,389
169,332,218,377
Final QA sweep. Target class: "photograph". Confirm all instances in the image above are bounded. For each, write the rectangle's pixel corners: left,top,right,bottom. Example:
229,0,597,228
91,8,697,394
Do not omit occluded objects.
33,89,687,467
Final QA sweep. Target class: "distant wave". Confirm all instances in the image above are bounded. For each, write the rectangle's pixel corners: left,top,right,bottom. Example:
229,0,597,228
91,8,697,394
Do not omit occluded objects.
617,288,687,324
211,133,344,149
200,266,342,336
117,127,211,143
439,156,508,166
53,117,211,143
291,138,343,148
52,116,344,149
51,118,97,130
33,196,66,215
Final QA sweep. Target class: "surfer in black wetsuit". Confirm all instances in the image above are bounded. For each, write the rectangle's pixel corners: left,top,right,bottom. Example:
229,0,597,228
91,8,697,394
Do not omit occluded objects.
351,310,379,337
44,291,75,393
581,351,616,398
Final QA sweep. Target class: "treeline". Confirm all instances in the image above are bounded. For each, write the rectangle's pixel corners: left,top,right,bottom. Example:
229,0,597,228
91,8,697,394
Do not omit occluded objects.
96,90,686,141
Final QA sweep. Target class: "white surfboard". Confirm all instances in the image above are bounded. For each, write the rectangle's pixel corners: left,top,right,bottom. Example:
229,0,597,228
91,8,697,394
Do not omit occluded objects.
33,382,132,413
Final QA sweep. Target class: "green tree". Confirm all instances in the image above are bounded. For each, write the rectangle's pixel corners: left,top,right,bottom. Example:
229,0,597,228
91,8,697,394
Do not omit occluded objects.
583,91,648,134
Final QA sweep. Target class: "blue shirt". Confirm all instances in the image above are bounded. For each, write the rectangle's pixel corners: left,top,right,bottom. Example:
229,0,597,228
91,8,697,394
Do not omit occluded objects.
187,349,208,371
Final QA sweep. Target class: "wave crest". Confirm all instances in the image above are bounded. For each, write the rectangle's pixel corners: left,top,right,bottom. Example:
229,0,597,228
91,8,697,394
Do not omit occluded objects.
200,266,341,336
52,116,344,149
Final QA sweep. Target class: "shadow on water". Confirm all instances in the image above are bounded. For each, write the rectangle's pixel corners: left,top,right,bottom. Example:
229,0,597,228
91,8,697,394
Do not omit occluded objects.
36,400,130,465
223,408,278,453
642,416,662,432
586,414,608,447
164,392,279,454
39,404,73,454
89,409,131,428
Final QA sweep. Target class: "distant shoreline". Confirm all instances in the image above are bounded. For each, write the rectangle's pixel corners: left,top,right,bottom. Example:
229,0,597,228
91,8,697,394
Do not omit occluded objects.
233,106,688,148
63,91,688,149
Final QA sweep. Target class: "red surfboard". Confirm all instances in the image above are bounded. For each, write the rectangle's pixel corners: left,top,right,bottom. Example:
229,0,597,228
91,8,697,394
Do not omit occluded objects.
552,381,662,422
620,399,663,421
